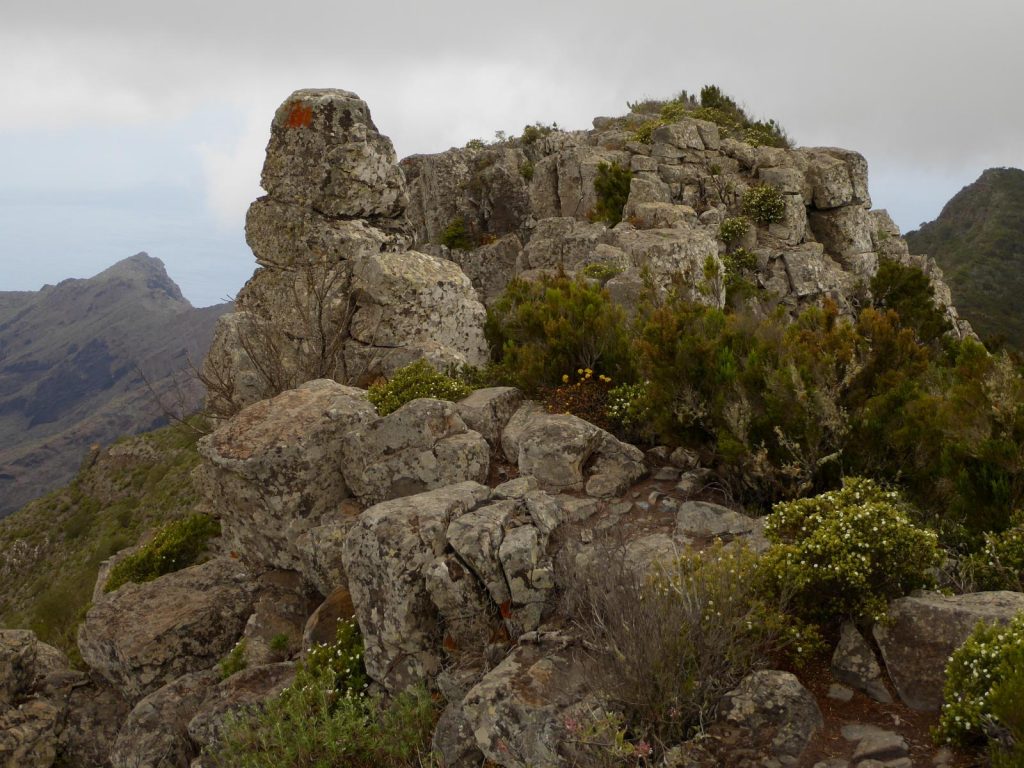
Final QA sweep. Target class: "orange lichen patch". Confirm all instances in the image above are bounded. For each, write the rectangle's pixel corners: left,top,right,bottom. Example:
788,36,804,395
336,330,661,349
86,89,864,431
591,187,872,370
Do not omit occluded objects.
442,634,458,653
286,102,314,128
499,601,513,619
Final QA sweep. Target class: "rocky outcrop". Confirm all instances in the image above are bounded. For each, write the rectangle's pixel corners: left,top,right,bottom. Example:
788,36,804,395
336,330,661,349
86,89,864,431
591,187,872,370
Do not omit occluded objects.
873,590,1024,710
197,379,376,573
340,398,490,505
204,89,490,414
77,558,257,703
831,622,892,704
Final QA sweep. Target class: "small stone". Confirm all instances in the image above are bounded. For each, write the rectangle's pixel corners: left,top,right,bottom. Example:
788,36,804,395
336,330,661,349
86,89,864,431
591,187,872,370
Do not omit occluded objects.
851,731,908,763
827,683,854,702
932,747,954,766
652,466,682,482
493,475,539,500
841,723,889,742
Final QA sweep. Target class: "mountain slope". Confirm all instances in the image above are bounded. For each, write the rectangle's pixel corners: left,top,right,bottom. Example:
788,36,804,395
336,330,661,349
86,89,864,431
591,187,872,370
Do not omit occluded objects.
0,253,230,516
905,167,1024,347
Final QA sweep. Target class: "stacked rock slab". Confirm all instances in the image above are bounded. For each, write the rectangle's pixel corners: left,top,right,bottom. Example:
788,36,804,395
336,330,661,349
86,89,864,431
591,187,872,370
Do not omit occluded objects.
204,89,489,415
403,110,969,337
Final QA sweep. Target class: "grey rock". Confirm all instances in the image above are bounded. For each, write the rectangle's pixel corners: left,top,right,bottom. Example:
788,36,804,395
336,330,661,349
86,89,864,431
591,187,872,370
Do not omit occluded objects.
457,387,525,448
807,205,875,262
433,701,486,768
109,669,219,768
674,500,761,540
874,590,1024,710
302,586,356,649
197,379,377,573
241,570,318,666
718,670,823,762
851,731,908,763
831,622,892,703
827,683,854,702
343,482,491,691
0,698,60,768
261,89,407,219
446,500,519,607
341,398,489,505
449,234,523,307
493,475,540,500
498,525,555,632
294,500,363,596
424,553,496,655
77,558,257,703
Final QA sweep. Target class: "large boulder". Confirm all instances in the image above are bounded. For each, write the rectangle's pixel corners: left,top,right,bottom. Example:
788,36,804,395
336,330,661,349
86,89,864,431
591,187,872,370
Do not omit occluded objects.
261,88,407,220
240,570,320,666
187,663,296,751
717,670,823,763
77,558,257,703
0,698,61,768
341,398,489,505
459,641,592,768
197,379,377,573
501,404,645,496
831,622,892,704
343,482,492,691
109,668,219,768
873,590,1024,710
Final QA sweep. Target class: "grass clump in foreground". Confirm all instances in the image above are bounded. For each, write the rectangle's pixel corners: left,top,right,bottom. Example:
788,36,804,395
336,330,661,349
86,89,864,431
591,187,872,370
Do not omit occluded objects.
104,512,220,592
210,618,437,768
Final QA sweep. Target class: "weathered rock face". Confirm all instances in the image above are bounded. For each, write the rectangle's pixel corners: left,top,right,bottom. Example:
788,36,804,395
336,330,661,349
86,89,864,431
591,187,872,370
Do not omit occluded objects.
340,398,489,506
77,558,257,703
109,668,219,768
187,663,296,751
343,482,493,691
874,590,1024,710
262,89,407,220
831,622,892,704
0,630,70,768
458,640,593,768
204,88,490,414
198,379,377,574
501,403,646,496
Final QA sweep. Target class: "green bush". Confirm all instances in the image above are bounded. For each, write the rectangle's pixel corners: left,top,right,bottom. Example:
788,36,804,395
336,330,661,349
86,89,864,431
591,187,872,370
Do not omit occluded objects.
966,514,1024,591
104,513,220,592
210,618,436,768
742,184,787,225
718,216,750,246
486,276,634,393
936,613,1024,750
440,217,474,250
871,257,952,345
519,160,535,181
763,477,942,624
219,640,247,679
591,162,633,226
367,359,472,416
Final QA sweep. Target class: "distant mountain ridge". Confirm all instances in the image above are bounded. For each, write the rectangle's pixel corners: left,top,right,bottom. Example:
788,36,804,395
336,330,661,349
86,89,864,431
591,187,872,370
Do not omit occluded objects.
0,253,230,517
905,167,1024,348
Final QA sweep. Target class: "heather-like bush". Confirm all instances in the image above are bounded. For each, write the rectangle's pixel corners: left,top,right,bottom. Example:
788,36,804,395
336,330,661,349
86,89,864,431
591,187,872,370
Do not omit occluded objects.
104,513,220,592
210,619,436,768
367,359,472,416
763,477,942,624
936,614,1024,750
718,216,750,245
871,257,951,345
486,276,633,393
591,161,633,226
742,184,786,225
440,216,474,250
565,542,817,750
582,262,624,285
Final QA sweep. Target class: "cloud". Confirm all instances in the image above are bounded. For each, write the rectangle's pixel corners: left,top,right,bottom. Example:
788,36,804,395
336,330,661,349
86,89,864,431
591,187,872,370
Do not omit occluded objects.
196,108,269,229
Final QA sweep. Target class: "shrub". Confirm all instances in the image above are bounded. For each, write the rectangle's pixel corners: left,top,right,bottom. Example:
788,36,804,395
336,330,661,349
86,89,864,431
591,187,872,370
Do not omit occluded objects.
104,513,220,592
936,613,1024,750
630,119,662,145
219,640,247,679
367,359,472,416
565,542,816,750
871,257,952,345
763,477,942,624
209,618,436,768
486,276,634,393
718,216,750,246
539,368,616,431
581,262,623,284
519,159,535,181
742,184,787,225
591,162,633,226
606,381,655,444
965,514,1024,591
521,122,557,145
440,217,474,250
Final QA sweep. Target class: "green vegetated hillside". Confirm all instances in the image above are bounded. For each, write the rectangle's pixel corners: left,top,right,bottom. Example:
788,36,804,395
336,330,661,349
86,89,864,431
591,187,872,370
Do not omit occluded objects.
0,418,205,661
905,168,1024,349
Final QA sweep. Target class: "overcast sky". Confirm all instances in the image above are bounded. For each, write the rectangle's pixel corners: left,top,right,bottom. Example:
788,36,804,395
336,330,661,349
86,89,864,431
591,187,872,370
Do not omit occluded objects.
2,1,1022,306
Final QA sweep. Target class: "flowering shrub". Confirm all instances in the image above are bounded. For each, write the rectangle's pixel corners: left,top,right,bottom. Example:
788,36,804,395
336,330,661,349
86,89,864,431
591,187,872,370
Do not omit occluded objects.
742,184,786,225
367,360,471,416
606,381,655,444
582,262,624,285
763,477,943,624
540,368,616,430
219,639,247,679
103,513,220,592
967,516,1024,591
718,216,750,246
936,613,1024,749
210,618,436,768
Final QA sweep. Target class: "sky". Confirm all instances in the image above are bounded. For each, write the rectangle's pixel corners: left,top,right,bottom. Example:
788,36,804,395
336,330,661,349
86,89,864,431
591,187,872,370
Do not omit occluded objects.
1,1,1022,307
